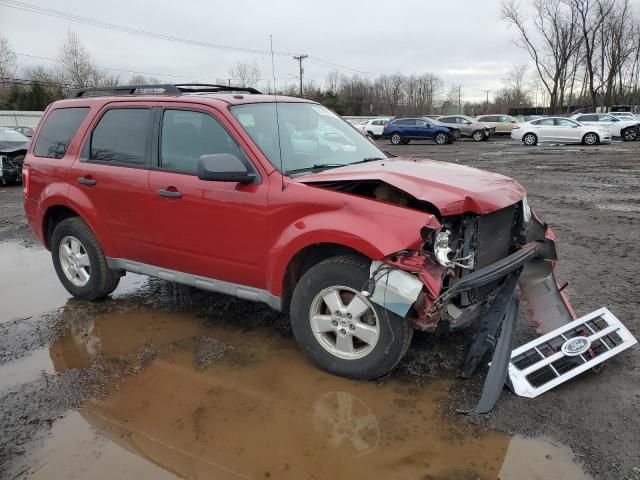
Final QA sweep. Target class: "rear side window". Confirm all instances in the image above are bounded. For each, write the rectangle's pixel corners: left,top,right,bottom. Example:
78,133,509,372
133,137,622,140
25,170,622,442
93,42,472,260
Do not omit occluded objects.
90,108,151,166
34,107,89,159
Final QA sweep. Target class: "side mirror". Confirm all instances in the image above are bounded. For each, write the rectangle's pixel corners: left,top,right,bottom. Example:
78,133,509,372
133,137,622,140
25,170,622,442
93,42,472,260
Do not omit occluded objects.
464,120,472,125
197,154,256,183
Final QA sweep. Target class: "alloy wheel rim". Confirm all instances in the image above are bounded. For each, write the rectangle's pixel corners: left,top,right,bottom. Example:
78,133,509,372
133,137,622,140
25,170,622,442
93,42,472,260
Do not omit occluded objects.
309,286,380,360
525,134,535,145
585,134,596,144
436,133,446,144
392,134,400,144
59,235,91,287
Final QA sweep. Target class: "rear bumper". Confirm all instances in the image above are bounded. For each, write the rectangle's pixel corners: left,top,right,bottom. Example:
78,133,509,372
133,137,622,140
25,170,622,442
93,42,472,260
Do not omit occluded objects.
24,197,45,245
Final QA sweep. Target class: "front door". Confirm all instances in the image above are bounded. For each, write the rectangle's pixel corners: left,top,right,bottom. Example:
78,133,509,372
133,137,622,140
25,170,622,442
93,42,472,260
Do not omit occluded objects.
147,105,269,289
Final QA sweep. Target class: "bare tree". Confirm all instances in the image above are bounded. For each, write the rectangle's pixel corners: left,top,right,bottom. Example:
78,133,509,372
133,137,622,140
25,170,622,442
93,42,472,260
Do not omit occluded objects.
228,61,261,88
0,35,17,93
128,74,161,85
58,30,96,87
502,0,582,112
325,69,340,92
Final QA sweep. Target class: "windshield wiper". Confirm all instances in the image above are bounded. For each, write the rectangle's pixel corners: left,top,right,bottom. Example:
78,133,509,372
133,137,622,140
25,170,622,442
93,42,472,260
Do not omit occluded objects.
351,156,387,164
285,163,346,175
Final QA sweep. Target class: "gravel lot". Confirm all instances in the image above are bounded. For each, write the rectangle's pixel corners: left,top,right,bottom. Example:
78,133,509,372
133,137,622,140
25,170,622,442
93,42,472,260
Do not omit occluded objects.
0,137,638,479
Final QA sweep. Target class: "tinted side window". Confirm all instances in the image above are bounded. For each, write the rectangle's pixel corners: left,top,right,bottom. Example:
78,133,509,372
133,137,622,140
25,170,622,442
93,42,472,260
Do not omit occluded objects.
579,114,597,121
34,107,89,159
439,117,454,123
90,109,151,166
160,109,249,174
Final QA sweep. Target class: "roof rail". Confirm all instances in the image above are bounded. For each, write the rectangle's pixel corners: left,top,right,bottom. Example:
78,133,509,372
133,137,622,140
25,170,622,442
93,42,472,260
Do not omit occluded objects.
68,83,262,98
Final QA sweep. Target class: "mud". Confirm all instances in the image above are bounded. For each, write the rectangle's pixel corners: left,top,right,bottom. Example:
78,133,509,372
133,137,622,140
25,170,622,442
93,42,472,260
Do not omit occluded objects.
0,137,638,479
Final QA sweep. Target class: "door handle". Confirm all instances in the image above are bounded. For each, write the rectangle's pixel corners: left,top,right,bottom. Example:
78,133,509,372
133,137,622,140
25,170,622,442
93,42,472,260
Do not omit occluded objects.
157,188,182,198
77,176,97,186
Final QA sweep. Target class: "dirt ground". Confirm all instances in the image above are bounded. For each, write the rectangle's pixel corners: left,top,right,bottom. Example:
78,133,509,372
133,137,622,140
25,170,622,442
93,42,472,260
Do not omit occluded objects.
0,137,639,480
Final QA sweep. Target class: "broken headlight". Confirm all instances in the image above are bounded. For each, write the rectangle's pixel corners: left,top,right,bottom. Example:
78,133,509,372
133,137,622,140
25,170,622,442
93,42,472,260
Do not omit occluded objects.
522,196,532,225
432,229,474,270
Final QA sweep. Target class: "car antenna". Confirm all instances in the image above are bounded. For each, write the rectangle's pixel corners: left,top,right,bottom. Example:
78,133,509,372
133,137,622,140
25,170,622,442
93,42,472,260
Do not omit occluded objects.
270,34,285,191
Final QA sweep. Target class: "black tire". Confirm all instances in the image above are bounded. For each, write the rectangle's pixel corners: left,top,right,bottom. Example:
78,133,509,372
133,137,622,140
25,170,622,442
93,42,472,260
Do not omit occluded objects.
522,132,538,146
390,133,403,145
366,130,377,139
472,130,484,142
434,132,448,145
582,132,599,145
401,139,410,144
51,217,120,300
290,255,413,380
621,127,637,142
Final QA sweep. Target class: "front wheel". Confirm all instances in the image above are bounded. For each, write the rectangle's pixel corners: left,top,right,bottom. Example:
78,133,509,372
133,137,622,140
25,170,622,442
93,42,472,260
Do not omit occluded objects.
390,133,403,145
434,132,448,145
582,132,599,145
290,255,413,380
472,130,484,142
51,217,120,300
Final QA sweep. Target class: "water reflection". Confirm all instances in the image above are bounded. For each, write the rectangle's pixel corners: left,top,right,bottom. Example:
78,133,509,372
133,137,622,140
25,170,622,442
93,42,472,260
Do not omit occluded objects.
50,308,511,479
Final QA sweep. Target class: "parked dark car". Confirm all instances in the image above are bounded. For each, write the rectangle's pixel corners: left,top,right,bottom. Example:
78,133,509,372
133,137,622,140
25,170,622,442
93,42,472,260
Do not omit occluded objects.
382,117,455,145
0,127,30,184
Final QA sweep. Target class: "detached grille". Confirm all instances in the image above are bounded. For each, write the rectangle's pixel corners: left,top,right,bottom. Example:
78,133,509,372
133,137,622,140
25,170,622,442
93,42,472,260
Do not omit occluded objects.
508,307,637,398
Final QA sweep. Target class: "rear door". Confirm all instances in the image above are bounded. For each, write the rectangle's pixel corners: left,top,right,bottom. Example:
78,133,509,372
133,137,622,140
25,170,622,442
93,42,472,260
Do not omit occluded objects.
147,103,269,289
553,118,581,142
529,118,555,141
70,104,156,263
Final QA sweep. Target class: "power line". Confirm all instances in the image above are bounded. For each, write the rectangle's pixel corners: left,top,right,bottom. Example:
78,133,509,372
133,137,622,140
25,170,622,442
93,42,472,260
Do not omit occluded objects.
0,0,298,57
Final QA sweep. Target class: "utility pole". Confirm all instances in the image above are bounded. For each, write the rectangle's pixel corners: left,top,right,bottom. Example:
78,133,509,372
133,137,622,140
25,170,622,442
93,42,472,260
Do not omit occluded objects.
293,54,308,96
458,85,462,114
485,90,490,114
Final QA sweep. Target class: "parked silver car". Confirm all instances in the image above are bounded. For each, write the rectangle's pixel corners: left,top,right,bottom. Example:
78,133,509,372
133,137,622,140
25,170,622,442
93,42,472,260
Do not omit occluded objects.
436,115,494,141
511,117,611,146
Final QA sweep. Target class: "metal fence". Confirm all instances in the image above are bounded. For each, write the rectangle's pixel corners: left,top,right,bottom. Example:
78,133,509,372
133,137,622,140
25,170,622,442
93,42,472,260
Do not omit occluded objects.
0,111,43,128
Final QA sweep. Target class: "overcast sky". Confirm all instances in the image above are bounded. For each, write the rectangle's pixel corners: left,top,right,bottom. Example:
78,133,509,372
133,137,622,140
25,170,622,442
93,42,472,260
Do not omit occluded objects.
0,0,574,102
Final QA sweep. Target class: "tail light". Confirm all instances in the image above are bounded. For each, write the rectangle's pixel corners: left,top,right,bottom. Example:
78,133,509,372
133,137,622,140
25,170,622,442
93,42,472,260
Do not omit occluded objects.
22,164,31,197
512,125,520,129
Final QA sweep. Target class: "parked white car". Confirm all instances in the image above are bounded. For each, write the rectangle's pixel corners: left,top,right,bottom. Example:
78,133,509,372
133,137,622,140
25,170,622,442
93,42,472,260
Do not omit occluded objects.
608,111,640,121
571,113,639,141
511,117,611,146
357,118,390,139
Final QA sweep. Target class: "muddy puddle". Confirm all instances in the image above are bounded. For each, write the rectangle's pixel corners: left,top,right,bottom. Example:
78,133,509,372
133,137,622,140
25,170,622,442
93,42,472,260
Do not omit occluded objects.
1,240,592,479
5,308,590,479
0,240,148,325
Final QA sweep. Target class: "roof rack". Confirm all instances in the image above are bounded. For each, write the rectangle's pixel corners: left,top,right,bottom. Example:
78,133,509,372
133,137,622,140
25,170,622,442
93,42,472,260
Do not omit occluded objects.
68,83,262,98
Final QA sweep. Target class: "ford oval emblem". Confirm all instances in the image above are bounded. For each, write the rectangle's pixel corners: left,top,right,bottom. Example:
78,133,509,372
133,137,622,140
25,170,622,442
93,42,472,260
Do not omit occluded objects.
561,336,591,356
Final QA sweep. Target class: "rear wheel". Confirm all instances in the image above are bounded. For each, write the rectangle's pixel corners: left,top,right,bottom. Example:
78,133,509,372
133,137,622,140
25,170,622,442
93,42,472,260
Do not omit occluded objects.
401,139,410,144
622,127,637,142
51,217,120,300
522,133,538,146
434,132,448,145
290,255,413,380
582,132,599,145
472,130,484,142
390,133,403,145
366,130,377,139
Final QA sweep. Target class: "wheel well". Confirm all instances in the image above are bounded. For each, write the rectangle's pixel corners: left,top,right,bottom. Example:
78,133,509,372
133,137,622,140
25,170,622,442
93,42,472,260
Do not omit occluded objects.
281,243,366,314
43,205,79,249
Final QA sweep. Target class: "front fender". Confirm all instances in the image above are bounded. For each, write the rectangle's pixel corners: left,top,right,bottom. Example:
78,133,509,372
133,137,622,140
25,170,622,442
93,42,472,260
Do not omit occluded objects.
266,185,441,296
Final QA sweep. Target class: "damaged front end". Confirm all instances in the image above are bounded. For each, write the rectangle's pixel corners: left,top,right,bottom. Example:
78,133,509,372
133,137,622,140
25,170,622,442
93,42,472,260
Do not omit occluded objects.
365,198,576,412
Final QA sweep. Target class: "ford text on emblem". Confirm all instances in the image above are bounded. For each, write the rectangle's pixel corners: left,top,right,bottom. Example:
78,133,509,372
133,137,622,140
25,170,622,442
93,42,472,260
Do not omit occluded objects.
561,336,591,356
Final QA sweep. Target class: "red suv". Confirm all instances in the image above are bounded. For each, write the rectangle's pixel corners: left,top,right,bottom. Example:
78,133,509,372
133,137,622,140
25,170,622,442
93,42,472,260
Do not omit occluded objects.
23,84,575,387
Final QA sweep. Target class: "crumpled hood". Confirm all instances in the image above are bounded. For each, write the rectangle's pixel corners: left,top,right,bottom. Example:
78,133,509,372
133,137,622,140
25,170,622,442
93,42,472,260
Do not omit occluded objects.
0,140,29,153
297,157,526,216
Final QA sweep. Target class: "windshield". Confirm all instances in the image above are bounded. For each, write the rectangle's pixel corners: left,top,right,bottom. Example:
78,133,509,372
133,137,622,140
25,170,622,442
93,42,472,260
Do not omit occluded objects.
0,128,29,143
230,103,386,174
